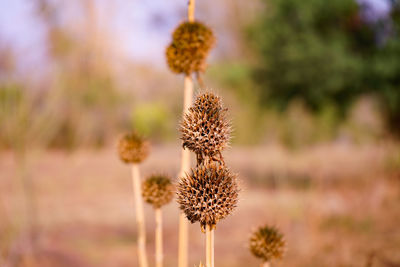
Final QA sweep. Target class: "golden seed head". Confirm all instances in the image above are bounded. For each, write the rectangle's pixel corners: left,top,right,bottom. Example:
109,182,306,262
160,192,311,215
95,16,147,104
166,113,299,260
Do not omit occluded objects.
166,21,215,74
249,225,286,262
176,163,239,230
180,92,231,159
142,174,174,209
118,132,149,164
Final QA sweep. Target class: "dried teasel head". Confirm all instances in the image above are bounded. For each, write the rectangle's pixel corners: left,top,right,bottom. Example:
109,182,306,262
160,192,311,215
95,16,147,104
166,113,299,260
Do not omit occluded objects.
118,132,149,164
142,174,174,209
180,92,231,163
166,21,215,75
176,163,239,230
249,225,286,262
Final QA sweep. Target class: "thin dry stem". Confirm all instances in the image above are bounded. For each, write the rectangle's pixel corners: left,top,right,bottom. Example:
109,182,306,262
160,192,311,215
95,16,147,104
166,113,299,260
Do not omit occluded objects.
206,225,214,267
211,229,214,267
132,164,148,267
188,0,195,22
178,75,193,267
155,208,163,267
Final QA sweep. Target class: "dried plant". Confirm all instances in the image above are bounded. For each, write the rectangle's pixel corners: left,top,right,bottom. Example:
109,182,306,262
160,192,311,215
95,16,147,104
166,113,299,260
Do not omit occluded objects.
249,225,286,265
177,163,238,231
180,92,231,164
165,1,218,266
118,132,150,164
166,21,215,75
118,132,149,267
142,174,174,209
177,91,238,267
142,174,174,267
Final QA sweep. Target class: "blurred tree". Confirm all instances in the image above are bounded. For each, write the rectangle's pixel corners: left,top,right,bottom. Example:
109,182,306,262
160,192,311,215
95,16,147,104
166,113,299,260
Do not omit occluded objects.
369,1,400,135
248,0,400,135
33,0,126,148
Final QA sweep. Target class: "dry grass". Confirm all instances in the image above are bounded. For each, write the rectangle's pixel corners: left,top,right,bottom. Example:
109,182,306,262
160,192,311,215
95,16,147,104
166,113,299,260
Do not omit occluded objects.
0,143,399,267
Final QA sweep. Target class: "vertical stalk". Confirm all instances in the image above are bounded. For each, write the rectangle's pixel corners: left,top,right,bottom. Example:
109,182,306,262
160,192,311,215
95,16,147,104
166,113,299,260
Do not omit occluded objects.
211,229,214,267
155,208,163,267
188,0,195,22
179,2,195,267
205,225,214,267
131,163,148,267
178,75,194,267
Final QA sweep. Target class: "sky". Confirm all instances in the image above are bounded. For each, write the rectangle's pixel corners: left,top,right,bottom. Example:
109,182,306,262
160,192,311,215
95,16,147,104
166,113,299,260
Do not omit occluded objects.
0,0,393,72
0,0,186,72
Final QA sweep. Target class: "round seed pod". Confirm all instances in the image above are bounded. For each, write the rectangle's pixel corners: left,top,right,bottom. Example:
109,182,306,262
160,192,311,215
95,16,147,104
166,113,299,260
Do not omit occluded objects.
176,163,239,230
142,174,174,209
180,92,231,160
118,132,149,164
249,225,286,262
166,21,215,74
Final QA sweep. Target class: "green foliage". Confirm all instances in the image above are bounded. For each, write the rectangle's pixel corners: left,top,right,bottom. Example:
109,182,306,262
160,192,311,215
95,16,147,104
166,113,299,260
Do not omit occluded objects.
131,102,173,141
370,24,400,134
248,0,400,134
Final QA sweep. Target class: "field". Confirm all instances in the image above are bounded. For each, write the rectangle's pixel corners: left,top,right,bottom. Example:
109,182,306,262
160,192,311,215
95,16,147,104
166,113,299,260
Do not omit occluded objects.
1,143,399,267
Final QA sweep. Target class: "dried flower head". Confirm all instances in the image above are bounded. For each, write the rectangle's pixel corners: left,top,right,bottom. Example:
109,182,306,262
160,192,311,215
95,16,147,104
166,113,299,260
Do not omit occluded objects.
249,225,286,262
142,174,174,209
166,21,215,74
177,163,239,230
118,132,149,164
180,92,231,163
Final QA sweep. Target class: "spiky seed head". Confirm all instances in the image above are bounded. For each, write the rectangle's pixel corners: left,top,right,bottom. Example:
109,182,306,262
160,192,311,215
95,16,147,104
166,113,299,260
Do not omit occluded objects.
118,132,149,164
176,163,239,230
142,174,174,209
249,225,286,262
166,21,215,74
180,92,231,159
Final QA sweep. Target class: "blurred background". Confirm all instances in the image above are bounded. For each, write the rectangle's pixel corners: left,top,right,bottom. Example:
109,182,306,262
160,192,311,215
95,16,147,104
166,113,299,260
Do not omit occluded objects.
1,0,400,266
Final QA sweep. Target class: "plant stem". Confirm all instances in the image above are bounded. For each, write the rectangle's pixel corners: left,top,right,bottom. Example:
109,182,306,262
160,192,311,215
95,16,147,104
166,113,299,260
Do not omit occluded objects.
178,1,195,266
206,225,214,267
262,262,271,267
131,163,148,267
155,208,163,267
188,0,195,22
178,75,194,267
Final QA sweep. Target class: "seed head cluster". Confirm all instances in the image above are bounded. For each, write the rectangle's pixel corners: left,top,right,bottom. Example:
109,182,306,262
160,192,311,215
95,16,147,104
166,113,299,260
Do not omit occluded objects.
142,174,174,209
166,21,215,75
249,225,286,262
177,163,239,230
118,132,149,164
180,92,231,163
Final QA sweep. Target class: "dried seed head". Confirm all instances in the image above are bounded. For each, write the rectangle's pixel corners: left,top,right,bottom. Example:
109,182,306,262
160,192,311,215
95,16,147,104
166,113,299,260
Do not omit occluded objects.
166,21,215,74
176,163,239,230
142,174,174,209
249,225,286,262
118,132,149,164
180,92,231,160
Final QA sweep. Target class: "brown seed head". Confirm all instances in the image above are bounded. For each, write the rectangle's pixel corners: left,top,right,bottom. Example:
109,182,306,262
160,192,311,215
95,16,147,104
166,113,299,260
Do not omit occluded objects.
249,225,286,262
142,174,174,209
118,132,149,164
180,92,231,160
176,163,239,230
166,21,215,74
